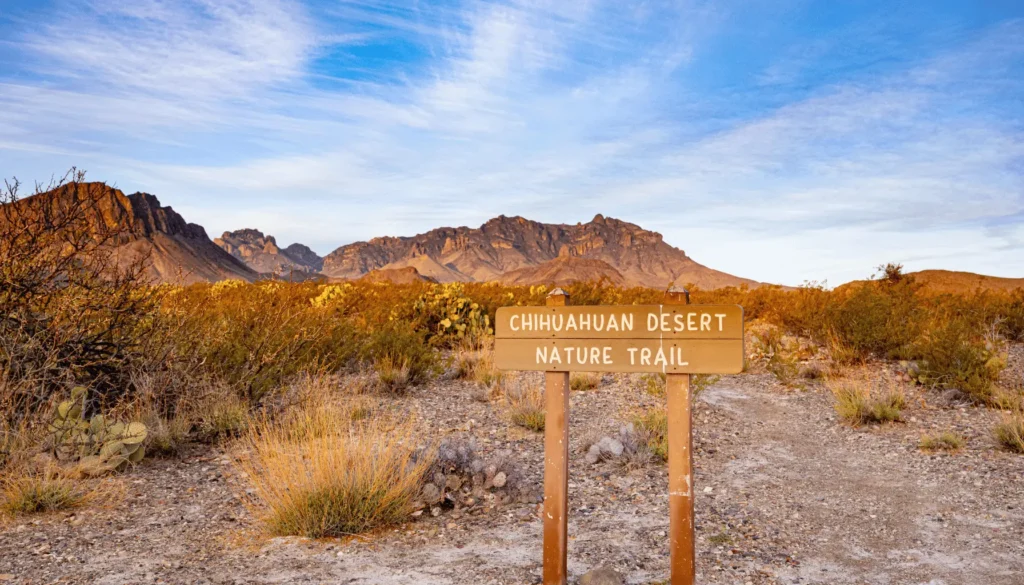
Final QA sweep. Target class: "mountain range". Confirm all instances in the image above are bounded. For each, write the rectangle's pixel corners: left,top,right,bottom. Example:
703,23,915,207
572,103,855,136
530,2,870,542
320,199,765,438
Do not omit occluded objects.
7,182,759,289
14,182,1020,292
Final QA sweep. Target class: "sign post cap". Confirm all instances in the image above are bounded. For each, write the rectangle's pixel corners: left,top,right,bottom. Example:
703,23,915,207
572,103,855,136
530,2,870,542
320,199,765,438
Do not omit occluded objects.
547,287,570,298
668,284,689,294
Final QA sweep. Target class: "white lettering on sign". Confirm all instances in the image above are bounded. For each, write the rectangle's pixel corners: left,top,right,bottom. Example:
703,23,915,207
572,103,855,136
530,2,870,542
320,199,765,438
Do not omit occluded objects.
534,345,618,366
511,312,636,333
647,310,728,333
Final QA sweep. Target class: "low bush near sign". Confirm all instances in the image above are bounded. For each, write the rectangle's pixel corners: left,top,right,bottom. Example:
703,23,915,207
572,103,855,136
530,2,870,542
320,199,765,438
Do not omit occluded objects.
830,377,905,426
631,408,668,461
506,385,545,432
570,372,601,392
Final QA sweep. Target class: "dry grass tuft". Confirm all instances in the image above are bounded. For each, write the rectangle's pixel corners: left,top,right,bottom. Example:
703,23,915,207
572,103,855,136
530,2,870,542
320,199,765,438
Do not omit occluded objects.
506,385,545,432
237,403,432,538
197,388,250,440
994,412,1024,453
830,376,905,426
373,355,412,395
631,408,668,462
570,372,601,392
1,469,87,516
919,431,966,452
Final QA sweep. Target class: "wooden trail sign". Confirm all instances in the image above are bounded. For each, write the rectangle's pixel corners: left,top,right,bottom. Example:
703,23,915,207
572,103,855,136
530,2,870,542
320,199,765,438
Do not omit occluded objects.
494,304,744,374
494,289,744,585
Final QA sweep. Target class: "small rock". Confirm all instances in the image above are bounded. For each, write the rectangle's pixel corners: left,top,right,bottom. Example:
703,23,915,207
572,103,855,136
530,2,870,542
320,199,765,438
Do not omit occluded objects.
421,483,441,504
445,475,463,491
579,565,624,585
492,472,507,488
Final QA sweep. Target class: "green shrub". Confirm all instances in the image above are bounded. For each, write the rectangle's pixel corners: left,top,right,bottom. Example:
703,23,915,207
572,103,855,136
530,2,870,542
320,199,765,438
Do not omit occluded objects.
919,431,966,452
994,413,1024,453
912,316,1006,403
570,372,601,392
823,266,923,360
359,326,438,390
506,386,545,431
830,378,905,425
632,408,668,461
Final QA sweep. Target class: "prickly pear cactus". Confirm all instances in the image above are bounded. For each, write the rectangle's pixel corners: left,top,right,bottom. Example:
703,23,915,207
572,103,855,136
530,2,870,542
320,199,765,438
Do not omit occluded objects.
49,387,148,476
414,283,492,347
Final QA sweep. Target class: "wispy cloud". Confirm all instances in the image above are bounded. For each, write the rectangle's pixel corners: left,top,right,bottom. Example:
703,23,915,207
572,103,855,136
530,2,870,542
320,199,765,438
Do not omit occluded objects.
0,1,1021,285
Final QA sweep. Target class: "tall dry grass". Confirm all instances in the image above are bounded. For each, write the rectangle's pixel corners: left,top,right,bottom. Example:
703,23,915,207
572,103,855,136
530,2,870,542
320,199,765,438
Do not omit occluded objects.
236,403,433,538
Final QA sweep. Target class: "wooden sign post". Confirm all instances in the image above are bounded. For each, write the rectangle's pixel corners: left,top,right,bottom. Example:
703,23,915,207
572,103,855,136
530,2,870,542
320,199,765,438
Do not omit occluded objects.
494,288,744,585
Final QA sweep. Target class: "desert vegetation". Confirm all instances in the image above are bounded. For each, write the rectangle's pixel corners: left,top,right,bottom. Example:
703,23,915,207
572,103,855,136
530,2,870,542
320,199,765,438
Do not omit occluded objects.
2,177,1024,583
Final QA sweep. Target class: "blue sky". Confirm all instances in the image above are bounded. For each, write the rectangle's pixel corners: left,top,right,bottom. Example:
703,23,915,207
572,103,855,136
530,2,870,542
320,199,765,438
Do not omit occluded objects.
1,0,1022,286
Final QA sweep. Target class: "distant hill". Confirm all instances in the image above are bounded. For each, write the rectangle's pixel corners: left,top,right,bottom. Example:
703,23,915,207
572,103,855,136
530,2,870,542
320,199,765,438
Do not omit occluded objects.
907,270,1024,293
322,214,759,289
215,229,323,276
836,269,1024,294
5,182,255,284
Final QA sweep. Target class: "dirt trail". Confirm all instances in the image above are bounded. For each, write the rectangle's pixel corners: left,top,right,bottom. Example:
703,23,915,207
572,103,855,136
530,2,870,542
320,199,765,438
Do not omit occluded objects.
2,374,1021,585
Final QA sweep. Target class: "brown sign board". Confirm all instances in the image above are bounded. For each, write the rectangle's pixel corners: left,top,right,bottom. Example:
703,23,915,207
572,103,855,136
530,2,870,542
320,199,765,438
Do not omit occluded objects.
494,304,743,374
495,305,743,339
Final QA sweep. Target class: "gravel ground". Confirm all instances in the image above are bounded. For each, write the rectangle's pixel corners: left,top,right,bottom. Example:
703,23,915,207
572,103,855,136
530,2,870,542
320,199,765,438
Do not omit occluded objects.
2,354,1023,585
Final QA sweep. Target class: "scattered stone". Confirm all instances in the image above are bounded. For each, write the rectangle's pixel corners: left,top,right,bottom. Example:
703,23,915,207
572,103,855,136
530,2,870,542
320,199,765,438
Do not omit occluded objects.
579,565,624,585
492,472,507,488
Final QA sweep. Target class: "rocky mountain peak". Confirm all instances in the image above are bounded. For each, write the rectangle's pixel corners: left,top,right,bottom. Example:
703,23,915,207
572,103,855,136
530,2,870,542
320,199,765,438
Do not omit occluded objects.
321,214,751,289
215,228,322,276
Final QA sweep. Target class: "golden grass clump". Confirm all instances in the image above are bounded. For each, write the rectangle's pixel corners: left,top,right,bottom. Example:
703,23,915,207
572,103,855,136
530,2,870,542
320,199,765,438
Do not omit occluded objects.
1,470,87,516
919,431,966,452
570,372,601,392
631,408,668,461
830,376,905,426
237,404,432,538
506,385,545,431
994,412,1024,454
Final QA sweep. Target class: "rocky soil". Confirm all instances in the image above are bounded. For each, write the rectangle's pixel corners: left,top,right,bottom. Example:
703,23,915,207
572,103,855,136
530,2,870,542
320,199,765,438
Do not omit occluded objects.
2,355,1023,585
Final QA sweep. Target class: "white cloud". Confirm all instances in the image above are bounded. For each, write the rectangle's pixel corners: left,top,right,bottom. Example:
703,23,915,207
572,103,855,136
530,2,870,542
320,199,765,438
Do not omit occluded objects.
0,1,1021,286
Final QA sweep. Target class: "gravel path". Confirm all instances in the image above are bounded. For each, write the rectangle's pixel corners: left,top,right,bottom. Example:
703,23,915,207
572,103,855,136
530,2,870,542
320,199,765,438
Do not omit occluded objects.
2,367,1022,585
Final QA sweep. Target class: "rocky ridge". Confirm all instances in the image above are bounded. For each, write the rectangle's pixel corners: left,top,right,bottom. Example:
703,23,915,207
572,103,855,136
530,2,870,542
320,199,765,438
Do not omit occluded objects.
214,229,323,276
322,214,757,289
6,182,255,284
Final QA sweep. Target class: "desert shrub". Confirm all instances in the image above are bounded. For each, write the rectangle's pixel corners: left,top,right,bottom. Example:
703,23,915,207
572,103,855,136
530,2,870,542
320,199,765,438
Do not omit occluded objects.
631,408,668,461
751,327,801,386
1,471,87,515
637,372,717,399
999,289,1024,341
506,385,545,431
911,315,1006,403
994,412,1024,453
830,377,905,425
639,373,665,397
822,265,923,360
919,431,966,452
373,355,412,395
359,326,438,391
166,282,360,404
799,364,824,380
570,372,601,392
196,389,249,441
0,172,163,420
413,283,492,348
238,404,432,538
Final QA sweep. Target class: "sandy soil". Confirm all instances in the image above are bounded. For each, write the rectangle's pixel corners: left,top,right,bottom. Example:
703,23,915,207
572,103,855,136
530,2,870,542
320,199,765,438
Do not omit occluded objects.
2,365,1022,585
